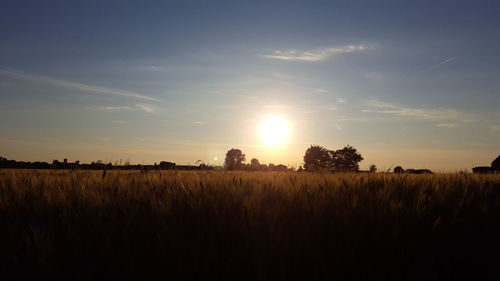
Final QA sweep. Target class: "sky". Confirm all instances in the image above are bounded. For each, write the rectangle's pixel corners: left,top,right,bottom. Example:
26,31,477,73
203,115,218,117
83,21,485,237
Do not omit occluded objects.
1,0,499,171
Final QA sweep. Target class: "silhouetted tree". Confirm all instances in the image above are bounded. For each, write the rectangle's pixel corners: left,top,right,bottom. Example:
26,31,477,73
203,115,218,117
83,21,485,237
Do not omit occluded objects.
406,168,433,174
224,148,246,170
331,145,363,172
369,164,377,173
250,158,260,171
394,166,404,173
272,164,289,172
492,155,500,171
303,145,331,172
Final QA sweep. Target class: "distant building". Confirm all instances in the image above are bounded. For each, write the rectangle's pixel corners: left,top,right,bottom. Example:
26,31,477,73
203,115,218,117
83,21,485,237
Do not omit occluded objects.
473,156,500,174
473,166,495,174
159,161,176,169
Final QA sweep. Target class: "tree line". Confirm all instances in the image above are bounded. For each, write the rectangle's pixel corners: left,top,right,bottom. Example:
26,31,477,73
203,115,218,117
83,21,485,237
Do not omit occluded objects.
224,145,365,172
302,145,364,172
223,149,291,171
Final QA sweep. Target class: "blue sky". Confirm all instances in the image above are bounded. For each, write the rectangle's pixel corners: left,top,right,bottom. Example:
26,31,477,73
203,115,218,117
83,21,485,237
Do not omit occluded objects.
1,0,499,171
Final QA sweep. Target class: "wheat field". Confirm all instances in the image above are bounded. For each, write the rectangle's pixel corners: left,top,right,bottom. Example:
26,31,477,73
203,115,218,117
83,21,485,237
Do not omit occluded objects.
1,170,499,280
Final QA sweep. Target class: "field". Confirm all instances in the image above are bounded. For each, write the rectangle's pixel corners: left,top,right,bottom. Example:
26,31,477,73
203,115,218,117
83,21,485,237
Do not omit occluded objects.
1,170,500,280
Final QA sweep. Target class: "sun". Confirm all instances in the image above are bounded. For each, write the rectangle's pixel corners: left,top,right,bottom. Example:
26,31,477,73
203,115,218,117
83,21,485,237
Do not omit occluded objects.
258,116,290,148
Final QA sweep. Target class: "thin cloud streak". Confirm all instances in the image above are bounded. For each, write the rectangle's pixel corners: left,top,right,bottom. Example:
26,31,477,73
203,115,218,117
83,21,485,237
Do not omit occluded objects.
363,100,461,120
87,104,163,115
430,57,456,69
262,45,367,62
138,65,165,72
99,106,134,112
435,123,457,128
135,103,161,114
0,69,160,102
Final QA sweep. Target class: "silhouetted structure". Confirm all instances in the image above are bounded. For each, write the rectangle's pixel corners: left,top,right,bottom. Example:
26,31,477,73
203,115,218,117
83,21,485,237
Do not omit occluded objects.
473,166,495,174
473,155,500,174
159,161,176,169
492,155,500,171
0,156,214,171
0,155,297,172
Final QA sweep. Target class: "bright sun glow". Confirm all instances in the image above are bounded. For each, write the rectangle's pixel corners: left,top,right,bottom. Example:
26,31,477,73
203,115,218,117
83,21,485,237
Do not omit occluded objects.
258,116,290,148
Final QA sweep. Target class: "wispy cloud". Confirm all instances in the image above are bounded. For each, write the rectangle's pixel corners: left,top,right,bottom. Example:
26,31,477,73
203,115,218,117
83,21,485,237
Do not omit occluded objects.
135,103,161,114
430,57,456,69
262,45,367,62
435,123,457,128
99,106,134,112
138,65,165,72
87,104,162,114
0,69,160,102
363,100,461,120
336,98,348,103
491,125,500,132
311,88,327,93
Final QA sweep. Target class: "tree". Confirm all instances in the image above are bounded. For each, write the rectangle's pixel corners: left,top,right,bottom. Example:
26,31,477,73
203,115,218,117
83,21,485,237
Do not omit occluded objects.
394,166,404,173
369,164,377,173
492,155,500,171
224,148,246,170
331,145,363,172
250,158,260,171
303,145,332,172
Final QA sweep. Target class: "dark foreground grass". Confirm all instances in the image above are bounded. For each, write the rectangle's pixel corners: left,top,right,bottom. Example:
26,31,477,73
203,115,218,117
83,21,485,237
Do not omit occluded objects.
1,170,500,280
